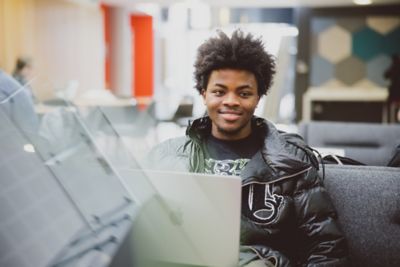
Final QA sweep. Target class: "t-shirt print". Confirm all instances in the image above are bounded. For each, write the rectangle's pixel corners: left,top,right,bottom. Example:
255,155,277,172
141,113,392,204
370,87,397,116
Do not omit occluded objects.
205,158,250,176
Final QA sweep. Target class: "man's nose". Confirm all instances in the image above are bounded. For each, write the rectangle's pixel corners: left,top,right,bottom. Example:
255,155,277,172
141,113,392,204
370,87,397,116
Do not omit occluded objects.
222,93,239,106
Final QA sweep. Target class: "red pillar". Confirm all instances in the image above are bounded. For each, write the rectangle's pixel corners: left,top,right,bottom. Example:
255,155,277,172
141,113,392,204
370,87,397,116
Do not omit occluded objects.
130,14,154,102
100,4,111,90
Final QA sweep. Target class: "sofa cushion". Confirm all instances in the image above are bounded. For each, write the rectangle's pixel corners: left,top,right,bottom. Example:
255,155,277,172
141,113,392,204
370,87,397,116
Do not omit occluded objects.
299,121,400,166
321,165,400,267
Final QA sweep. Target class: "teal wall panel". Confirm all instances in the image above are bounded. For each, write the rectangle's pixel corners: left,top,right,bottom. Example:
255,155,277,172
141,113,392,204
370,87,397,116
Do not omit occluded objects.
352,27,384,61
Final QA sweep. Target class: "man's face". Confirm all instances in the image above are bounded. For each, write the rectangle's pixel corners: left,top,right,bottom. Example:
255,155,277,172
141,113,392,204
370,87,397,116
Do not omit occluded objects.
202,69,260,140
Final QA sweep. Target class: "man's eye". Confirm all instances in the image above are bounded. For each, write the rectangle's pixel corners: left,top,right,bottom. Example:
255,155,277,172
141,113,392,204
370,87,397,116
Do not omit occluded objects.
213,90,224,96
239,92,252,97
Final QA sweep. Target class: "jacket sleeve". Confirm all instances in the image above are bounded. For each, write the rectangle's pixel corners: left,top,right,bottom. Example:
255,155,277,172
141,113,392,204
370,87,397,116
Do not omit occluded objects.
293,167,349,266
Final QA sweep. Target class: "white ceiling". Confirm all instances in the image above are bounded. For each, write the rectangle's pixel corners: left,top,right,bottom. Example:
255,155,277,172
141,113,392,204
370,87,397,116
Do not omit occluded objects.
102,0,400,8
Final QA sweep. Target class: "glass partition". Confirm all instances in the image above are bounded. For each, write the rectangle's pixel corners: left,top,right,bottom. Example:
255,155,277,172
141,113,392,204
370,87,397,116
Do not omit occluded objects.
0,78,138,267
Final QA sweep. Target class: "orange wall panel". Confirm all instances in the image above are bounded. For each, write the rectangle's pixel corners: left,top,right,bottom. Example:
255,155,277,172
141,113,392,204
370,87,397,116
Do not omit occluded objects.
130,15,153,98
101,4,111,90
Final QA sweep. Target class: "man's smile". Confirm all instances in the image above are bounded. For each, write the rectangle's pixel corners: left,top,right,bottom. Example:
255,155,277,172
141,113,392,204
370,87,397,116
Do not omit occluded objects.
218,110,242,121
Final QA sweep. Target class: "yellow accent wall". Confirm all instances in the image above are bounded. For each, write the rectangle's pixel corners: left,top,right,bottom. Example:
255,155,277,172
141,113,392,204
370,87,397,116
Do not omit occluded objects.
0,0,35,72
0,0,104,100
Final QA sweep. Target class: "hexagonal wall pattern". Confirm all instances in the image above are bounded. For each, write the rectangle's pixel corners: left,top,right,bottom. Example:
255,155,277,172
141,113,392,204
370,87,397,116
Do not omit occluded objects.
318,25,351,63
310,16,400,89
312,18,336,34
353,27,384,61
310,55,334,86
337,17,366,32
366,54,391,87
367,16,400,35
335,56,365,85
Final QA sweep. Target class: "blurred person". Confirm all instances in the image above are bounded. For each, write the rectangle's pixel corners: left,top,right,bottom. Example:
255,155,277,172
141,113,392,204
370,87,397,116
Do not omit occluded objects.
385,54,400,103
146,30,349,266
385,54,400,122
12,56,36,101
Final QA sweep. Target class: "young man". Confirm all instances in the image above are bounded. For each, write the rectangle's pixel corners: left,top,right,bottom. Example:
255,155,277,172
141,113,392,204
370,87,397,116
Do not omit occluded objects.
147,30,348,266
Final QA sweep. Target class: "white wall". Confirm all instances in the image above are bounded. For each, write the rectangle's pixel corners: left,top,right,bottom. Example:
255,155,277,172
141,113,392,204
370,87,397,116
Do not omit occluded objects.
32,0,105,100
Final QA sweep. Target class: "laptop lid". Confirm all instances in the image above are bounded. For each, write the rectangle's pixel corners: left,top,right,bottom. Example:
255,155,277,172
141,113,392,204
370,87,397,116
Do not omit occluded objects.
119,169,242,267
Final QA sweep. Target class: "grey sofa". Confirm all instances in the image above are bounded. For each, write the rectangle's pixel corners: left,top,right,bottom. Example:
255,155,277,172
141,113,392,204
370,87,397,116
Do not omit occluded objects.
321,165,400,267
299,121,400,166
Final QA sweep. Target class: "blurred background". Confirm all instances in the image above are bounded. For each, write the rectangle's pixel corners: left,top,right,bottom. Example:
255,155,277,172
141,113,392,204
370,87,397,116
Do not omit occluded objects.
1,0,399,126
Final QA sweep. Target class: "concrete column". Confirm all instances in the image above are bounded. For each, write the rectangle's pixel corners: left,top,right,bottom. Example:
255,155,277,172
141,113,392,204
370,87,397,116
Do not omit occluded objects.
108,6,132,97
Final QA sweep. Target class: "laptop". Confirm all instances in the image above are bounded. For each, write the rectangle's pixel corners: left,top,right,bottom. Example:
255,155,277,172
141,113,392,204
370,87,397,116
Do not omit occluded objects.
118,169,242,267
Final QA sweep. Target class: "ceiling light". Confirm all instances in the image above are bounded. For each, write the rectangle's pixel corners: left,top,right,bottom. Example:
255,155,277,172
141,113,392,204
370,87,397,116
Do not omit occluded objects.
353,0,373,5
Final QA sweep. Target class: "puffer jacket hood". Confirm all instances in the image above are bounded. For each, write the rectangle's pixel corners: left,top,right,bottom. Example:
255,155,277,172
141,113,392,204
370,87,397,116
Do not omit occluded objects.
185,116,318,185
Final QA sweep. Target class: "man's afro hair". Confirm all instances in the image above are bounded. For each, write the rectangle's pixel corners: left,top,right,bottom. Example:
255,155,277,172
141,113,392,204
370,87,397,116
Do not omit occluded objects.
193,29,276,96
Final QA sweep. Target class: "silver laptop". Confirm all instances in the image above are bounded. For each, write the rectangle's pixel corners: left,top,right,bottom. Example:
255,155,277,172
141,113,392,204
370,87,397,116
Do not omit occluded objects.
119,169,242,267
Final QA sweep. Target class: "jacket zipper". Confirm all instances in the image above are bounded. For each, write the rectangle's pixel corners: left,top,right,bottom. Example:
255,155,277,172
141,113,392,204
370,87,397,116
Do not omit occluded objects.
243,245,266,261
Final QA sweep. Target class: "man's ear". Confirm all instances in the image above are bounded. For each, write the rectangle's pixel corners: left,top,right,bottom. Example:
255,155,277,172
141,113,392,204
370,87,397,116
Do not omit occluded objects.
201,89,206,104
256,95,261,107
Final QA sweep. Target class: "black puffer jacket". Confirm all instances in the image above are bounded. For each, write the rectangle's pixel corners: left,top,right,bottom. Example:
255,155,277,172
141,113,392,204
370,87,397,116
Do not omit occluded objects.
146,116,349,267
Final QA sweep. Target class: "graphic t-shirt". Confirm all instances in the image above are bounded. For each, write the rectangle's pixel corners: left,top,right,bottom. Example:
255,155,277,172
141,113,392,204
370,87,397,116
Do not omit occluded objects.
204,132,261,176
205,132,284,226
